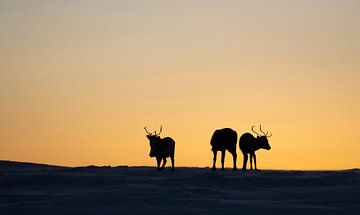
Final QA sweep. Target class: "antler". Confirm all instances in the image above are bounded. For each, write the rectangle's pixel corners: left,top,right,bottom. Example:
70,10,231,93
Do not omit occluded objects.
259,125,268,136
251,125,261,136
158,125,162,136
144,126,152,135
259,125,272,137
155,125,162,136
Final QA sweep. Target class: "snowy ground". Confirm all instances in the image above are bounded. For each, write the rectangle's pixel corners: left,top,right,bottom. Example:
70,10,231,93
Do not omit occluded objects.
0,161,359,215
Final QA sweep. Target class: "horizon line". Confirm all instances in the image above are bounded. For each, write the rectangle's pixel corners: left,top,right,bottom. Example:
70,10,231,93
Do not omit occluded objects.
0,160,358,172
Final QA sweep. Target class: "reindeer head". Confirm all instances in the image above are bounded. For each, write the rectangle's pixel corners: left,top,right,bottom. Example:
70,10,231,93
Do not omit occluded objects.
251,125,272,150
144,126,162,157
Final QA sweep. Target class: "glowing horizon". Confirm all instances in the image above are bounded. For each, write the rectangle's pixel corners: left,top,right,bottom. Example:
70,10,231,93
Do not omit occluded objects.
1,1,359,170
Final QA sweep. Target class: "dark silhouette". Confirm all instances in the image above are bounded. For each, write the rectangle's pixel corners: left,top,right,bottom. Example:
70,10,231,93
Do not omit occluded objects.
144,126,175,171
239,125,271,171
210,128,237,171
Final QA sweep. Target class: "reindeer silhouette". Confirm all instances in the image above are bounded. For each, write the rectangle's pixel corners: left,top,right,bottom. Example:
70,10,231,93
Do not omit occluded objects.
144,126,175,171
210,128,238,171
239,125,271,171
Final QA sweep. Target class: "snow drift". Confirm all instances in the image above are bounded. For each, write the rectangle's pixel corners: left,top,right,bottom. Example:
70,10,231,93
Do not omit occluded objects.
0,161,359,215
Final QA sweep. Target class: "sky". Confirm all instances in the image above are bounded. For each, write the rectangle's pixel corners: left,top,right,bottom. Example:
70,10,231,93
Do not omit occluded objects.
1,0,359,170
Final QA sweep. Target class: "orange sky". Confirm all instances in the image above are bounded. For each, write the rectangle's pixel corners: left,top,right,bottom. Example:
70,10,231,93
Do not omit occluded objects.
1,1,359,169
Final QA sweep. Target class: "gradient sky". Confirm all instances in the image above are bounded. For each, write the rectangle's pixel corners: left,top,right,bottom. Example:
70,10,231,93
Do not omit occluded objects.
1,0,359,169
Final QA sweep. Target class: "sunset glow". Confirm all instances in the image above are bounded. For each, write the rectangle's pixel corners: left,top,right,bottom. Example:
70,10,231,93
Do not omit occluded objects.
1,1,359,169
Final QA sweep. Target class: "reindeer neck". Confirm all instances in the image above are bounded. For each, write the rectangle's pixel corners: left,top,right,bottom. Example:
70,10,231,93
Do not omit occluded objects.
253,138,263,151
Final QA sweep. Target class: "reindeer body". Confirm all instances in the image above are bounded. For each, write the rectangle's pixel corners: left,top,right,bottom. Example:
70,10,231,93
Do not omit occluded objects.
149,137,175,158
210,128,237,171
239,126,271,171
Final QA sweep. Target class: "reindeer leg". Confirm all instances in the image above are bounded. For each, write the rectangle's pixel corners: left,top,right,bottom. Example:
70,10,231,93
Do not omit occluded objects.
212,150,217,170
253,153,257,170
170,156,174,172
232,152,237,171
242,153,248,171
161,158,167,171
156,157,161,171
250,153,253,170
221,150,225,170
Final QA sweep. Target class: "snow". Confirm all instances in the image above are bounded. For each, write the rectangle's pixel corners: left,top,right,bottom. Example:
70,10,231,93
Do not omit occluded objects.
0,161,359,215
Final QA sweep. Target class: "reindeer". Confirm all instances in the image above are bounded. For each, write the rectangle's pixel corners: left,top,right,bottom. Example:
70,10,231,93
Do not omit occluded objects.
210,128,238,171
239,125,271,171
144,126,175,171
